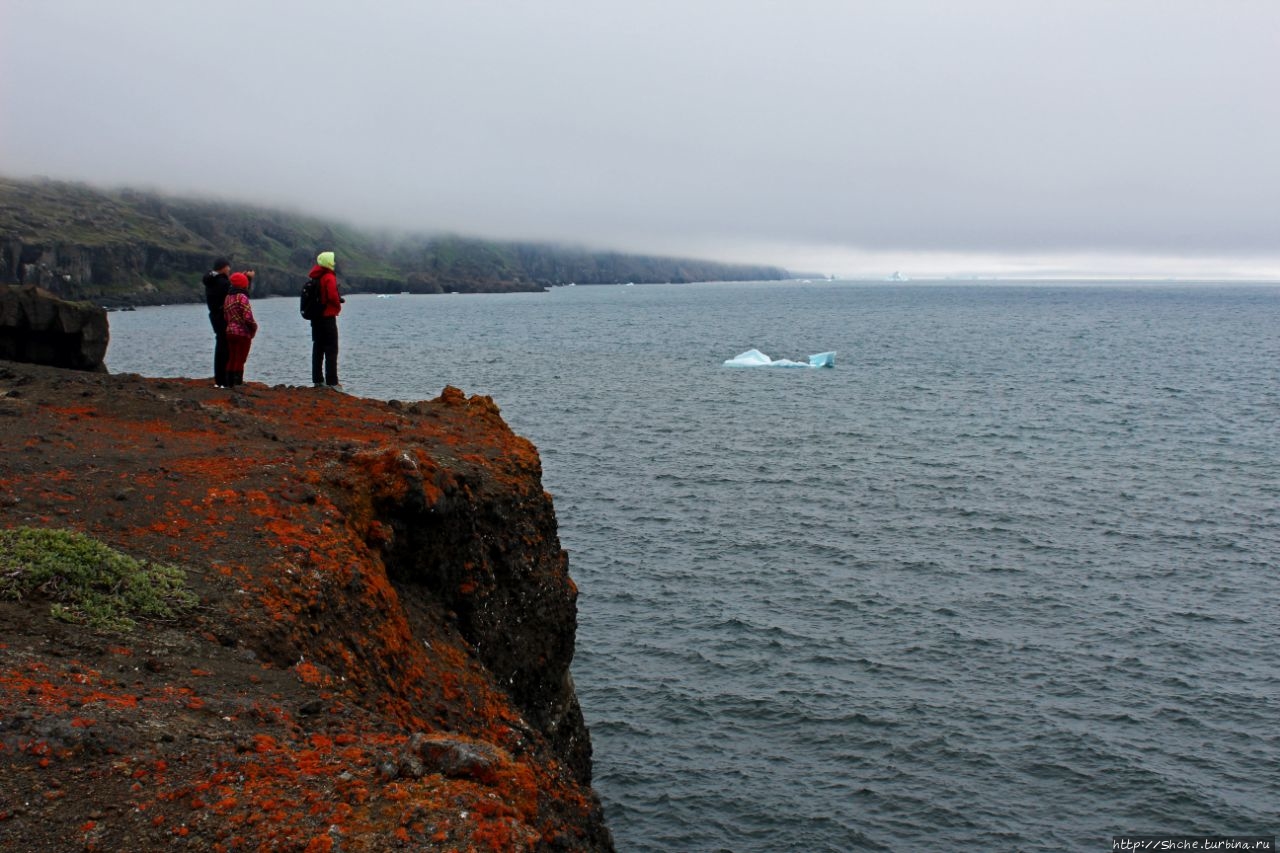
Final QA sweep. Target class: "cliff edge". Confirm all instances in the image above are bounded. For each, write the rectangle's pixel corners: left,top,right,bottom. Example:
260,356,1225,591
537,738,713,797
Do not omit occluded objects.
0,361,613,851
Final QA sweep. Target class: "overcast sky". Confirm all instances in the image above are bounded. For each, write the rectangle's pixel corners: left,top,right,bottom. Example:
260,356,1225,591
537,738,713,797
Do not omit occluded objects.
2,1,1277,278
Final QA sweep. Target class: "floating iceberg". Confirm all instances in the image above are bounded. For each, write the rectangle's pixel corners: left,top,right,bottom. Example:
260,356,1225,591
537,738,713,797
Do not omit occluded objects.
723,349,836,369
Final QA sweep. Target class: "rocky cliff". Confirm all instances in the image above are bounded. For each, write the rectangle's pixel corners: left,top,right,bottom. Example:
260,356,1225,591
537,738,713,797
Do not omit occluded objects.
0,285,109,371
0,360,614,851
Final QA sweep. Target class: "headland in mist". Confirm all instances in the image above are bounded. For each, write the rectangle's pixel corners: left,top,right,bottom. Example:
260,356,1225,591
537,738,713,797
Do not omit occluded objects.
0,176,788,306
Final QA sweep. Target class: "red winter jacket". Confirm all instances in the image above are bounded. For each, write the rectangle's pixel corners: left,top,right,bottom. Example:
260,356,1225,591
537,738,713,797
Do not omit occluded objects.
222,289,258,338
308,264,342,318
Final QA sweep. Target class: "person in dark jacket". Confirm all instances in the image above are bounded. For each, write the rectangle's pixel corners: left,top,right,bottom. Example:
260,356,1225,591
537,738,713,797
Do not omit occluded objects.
202,258,232,387
308,251,343,389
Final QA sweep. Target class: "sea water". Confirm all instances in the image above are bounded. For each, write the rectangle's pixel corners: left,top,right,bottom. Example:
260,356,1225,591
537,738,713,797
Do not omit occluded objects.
108,281,1280,851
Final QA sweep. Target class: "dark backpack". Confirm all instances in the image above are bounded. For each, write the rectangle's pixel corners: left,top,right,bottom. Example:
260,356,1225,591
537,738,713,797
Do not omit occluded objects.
300,276,322,320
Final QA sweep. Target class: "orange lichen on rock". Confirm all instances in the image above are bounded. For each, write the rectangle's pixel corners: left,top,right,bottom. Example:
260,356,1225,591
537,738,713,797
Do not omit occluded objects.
0,363,612,852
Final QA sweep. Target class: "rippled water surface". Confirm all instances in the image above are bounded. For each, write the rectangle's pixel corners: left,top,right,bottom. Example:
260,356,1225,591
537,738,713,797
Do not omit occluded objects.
110,282,1280,851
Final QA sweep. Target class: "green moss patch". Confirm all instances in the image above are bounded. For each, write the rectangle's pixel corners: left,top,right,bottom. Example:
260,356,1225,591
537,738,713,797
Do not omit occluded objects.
0,526,198,632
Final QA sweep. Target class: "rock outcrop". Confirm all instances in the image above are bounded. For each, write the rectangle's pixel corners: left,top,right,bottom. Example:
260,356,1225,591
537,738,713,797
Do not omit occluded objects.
0,285,109,371
0,361,613,851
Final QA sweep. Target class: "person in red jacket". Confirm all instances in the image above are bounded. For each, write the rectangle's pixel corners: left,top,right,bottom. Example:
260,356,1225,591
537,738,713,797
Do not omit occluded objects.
308,251,343,389
222,271,258,388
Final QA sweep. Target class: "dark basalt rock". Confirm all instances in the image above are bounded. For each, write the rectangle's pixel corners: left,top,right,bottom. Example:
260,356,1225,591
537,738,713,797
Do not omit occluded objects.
0,284,108,371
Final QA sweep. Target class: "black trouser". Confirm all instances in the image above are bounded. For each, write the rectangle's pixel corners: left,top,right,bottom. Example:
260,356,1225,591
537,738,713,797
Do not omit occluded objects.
310,316,339,386
210,313,228,386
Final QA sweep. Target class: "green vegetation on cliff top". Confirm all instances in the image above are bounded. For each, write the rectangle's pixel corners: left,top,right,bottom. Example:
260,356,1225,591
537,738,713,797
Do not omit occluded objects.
0,526,197,632
0,176,788,304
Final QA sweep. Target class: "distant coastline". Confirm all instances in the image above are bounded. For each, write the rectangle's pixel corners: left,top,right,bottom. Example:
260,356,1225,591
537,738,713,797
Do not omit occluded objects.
0,175,789,307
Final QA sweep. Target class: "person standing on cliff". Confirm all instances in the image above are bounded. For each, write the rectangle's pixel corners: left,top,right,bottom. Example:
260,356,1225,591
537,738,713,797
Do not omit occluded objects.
202,258,232,387
308,251,343,390
222,270,258,388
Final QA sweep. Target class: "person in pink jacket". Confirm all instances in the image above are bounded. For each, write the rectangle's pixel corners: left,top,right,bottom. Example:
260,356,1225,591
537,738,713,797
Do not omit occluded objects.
222,271,258,388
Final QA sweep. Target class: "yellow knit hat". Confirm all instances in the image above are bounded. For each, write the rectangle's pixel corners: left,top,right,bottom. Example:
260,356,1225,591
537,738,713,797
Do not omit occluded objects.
317,251,335,270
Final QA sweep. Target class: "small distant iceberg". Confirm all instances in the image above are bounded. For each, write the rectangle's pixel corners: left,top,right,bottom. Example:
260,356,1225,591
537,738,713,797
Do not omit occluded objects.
723,349,836,369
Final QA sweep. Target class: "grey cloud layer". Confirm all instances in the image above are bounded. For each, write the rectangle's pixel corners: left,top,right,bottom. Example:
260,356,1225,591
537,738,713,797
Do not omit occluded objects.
2,0,1277,268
